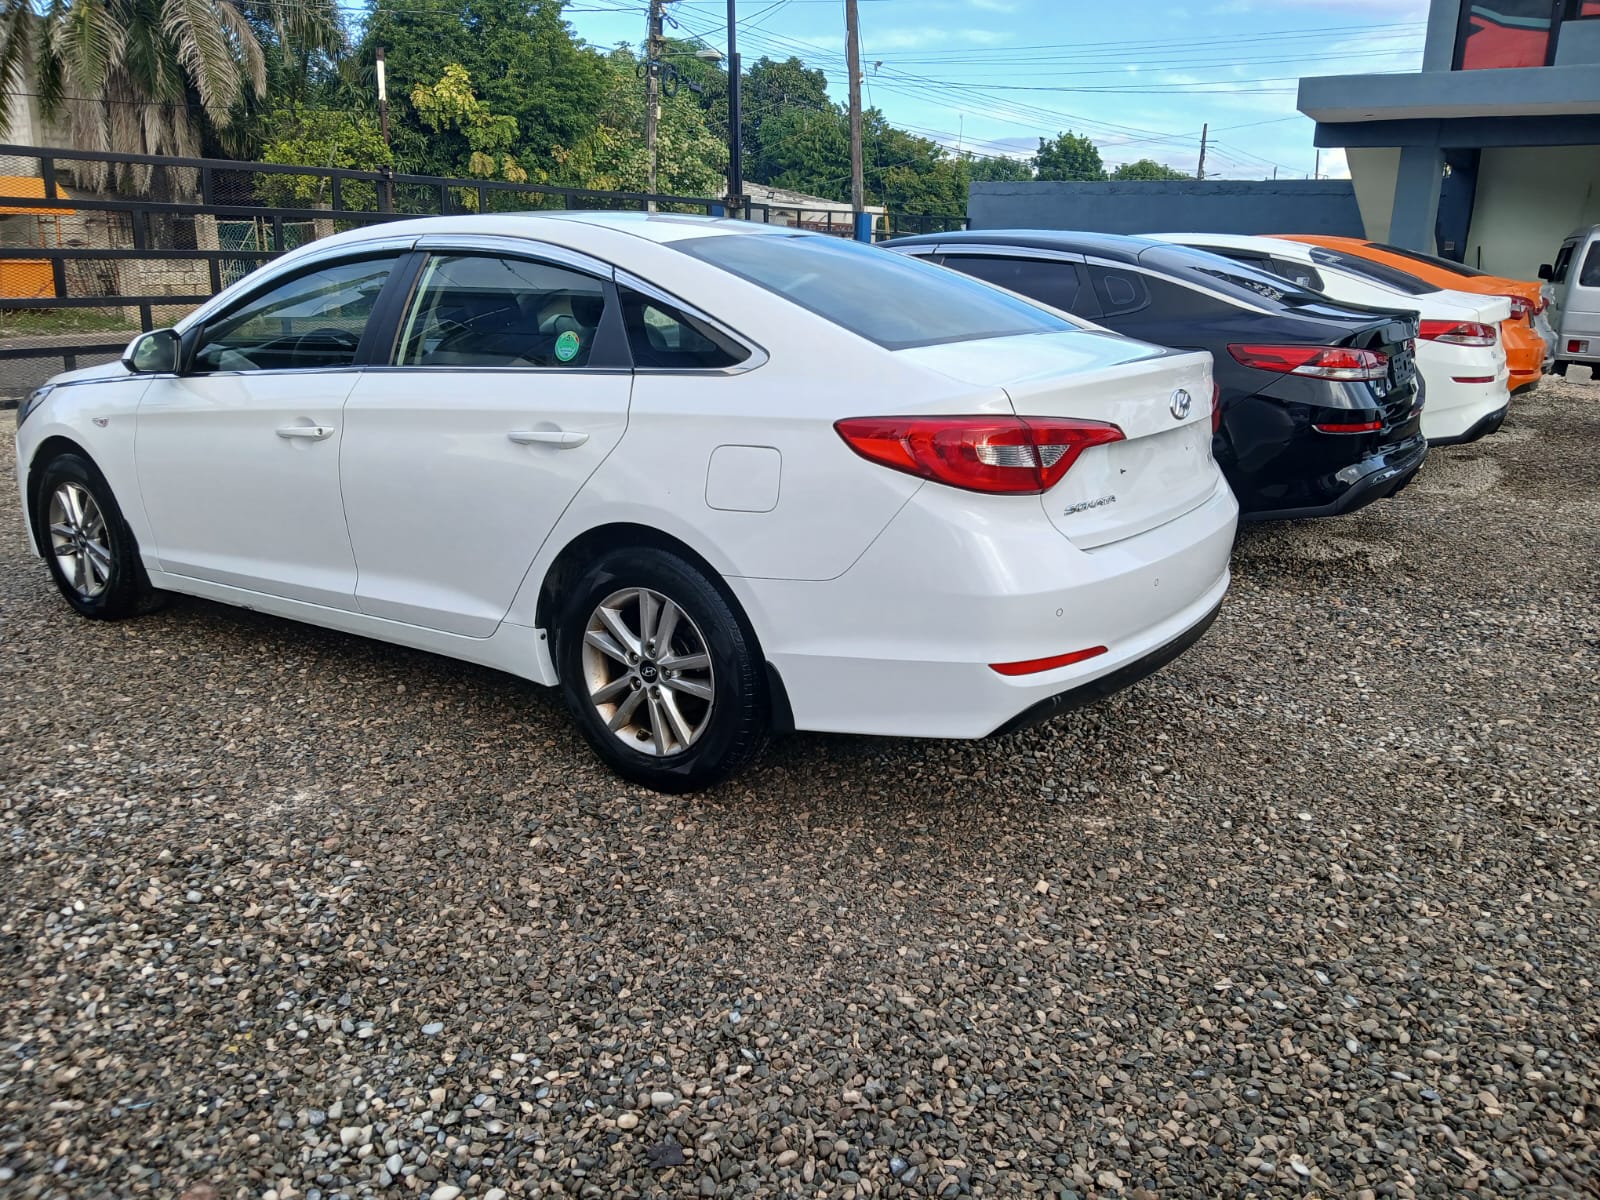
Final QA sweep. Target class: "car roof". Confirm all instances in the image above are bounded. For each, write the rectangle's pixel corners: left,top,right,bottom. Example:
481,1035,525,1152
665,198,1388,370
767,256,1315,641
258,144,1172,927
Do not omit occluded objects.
886,229,1158,264
315,210,806,249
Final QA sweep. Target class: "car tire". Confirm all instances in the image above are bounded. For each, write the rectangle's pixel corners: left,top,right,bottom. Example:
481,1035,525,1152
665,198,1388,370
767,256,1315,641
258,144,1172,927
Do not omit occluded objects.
555,546,768,792
34,452,165,620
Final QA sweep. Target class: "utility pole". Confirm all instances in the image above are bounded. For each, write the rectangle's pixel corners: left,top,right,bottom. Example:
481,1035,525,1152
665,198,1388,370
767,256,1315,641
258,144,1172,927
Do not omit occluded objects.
1314,148,1321,179
375,46,393,213
726,0,743,215
645,0,666,210
845,0,863,213
1196,122,1207,182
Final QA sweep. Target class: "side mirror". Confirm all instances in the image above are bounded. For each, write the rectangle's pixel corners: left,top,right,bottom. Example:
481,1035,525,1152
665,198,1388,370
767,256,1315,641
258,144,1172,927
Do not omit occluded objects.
122,328,180,374
1537,263,1553,281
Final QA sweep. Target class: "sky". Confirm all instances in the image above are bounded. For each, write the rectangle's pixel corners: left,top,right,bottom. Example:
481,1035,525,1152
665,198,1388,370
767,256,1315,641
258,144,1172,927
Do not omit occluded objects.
561,0,1436,180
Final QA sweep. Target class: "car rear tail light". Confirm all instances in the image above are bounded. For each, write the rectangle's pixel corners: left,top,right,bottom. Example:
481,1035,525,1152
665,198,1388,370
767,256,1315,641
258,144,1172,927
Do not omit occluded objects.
1313,418,1384,434
1535,296,1548,315
1505,295,1535,321
1227,344,1388,382
1569,339,1587,354
834,415,1125,495
990,645,1108,676
1211,382,1223,432
1419,320,1497,347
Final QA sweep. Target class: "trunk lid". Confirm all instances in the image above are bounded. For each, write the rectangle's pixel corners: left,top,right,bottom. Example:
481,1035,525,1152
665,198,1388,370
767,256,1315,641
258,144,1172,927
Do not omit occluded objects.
898,330,1220,549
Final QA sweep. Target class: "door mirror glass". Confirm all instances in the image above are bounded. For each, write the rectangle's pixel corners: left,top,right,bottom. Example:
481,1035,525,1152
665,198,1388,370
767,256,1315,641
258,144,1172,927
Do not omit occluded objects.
1538,263,1553,281
123,328,180,374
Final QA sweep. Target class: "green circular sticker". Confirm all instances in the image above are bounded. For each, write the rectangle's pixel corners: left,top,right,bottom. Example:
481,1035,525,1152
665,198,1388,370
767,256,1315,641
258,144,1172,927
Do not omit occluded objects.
554,330,581,363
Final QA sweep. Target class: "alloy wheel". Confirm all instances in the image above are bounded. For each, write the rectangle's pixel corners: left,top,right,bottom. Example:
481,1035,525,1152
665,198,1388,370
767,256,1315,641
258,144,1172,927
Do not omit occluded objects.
581,587,715,757
48,482,112,600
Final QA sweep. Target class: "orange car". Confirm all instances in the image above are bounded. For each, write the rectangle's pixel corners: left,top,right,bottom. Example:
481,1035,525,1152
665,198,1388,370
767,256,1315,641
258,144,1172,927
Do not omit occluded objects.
1275,235,1551,392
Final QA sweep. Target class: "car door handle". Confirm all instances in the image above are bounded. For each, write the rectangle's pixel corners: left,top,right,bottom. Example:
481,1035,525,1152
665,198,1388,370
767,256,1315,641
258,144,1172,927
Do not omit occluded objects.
508,429,589,449
276,424,335,441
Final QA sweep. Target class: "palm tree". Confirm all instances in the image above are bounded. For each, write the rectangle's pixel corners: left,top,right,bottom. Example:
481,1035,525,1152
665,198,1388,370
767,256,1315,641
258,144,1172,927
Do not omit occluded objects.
0,0,340,171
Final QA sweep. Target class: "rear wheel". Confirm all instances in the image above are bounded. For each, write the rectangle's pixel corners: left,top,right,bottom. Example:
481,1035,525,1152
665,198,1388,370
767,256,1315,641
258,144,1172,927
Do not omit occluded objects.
35,453,164,619
556,546,767,792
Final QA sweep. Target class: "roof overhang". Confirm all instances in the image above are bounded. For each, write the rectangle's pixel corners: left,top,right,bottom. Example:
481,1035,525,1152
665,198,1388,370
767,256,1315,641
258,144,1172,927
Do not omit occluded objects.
1298,65,1600,125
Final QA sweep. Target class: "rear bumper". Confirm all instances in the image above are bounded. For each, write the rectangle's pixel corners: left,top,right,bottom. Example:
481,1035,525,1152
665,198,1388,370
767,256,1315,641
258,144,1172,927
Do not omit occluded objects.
1422,374,1510,443
1429,403,1506,447
991,597,1223,736
1241,433,1427,522
1504,321,1546,388
734,476,1238,739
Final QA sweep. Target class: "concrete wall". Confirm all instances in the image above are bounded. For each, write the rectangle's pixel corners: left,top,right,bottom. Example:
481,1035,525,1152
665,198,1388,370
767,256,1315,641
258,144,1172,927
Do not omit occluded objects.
966,179,1365,236
1464,146,1600,278
1347,147,1402,243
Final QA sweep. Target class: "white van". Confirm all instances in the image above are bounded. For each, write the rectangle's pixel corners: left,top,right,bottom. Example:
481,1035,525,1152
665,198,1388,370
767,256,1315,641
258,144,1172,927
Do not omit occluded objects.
1540,225,1600,379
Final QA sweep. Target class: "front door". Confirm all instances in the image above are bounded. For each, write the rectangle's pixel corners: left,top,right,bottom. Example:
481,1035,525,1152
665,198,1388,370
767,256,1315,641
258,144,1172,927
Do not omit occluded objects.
135,255,401,609
339,248,633,637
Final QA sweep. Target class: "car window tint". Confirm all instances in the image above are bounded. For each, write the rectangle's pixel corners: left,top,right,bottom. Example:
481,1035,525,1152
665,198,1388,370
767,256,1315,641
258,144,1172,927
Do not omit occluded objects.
192,258,393,373
1085,265,1151,317
1580,244,1600,288
395,254,607,368
1270,257,1323,291
1551,244,1573,283
938,255,1088,315
1371,241,1492,277
618,286,751,369
676,233,1070,350
1308,246,1434,295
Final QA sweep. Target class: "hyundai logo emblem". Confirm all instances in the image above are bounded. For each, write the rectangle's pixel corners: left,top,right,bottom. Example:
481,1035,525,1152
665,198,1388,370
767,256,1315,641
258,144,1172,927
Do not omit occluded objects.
1170,389,1193,420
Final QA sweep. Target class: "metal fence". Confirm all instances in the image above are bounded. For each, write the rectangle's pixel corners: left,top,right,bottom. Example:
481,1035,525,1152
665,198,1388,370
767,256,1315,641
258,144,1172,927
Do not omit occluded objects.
0,143,964,394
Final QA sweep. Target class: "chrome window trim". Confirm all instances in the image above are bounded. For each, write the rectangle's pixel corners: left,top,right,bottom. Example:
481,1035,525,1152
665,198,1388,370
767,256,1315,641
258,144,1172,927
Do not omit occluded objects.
1081,254,1276,317
933,244,1087,265
613,269,769,375
409,234,617,282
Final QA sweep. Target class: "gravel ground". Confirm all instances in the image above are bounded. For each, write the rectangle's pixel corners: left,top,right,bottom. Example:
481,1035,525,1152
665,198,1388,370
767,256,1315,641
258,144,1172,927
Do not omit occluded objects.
2,379,1597,1200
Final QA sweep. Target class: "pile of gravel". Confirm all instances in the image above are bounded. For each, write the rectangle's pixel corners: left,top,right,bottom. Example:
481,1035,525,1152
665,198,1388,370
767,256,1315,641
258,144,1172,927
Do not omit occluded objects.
2,378,1595,1198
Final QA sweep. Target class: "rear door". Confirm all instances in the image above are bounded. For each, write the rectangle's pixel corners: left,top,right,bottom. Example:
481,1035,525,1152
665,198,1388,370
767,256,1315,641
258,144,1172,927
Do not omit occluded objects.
338,240,633,637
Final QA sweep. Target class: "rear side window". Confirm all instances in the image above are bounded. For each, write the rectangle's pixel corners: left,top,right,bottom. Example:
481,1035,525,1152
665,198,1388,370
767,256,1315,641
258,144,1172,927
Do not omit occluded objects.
395,254,607,368
619,287,751,370
939,255,1089,315
1086,265,1151,317
1580,244,1600,288
1308,247,1434,296
676,233,1069,350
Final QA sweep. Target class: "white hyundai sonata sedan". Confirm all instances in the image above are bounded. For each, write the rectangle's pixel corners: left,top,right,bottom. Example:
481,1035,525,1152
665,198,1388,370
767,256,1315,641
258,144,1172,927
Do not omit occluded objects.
15,213,1237,791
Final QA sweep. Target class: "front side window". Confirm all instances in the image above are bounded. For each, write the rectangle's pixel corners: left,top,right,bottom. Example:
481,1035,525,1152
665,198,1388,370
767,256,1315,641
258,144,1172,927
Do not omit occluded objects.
940,255,1089,316
395,254,608,368
1551,244,1574,283
1580,244,1600,287
675,232,1070,350
618,287,751,370
192,257,394,373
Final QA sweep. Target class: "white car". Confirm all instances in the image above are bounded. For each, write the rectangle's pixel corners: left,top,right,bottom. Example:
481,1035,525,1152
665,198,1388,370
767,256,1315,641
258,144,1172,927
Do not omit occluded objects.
1153,232,1513,446
14,213,1237,791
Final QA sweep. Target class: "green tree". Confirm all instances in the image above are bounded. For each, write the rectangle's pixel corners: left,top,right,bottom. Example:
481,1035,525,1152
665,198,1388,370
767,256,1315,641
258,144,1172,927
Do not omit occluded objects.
0,0,340,168
964,153,1033,183
360,0,607,181
552,48,724,196
256,106,391,211
1034,130,1106,182
412,63,528,185
1112,158,1192,181
747,106,851,200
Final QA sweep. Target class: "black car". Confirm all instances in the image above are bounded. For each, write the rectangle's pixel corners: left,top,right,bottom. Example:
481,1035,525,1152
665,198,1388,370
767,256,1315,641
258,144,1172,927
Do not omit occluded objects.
886,231,1427,521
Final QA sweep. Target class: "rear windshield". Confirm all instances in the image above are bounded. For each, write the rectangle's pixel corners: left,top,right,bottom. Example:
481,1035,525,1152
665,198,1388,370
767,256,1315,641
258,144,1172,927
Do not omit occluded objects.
1309,247,1435,296
1138,244,1325,310
1371,242,1491,278
673,233,1070,350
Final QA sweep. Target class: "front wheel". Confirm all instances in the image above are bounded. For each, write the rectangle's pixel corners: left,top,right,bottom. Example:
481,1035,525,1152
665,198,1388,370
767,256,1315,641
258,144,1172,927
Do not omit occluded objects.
34,452,164,620
556,547,768,792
